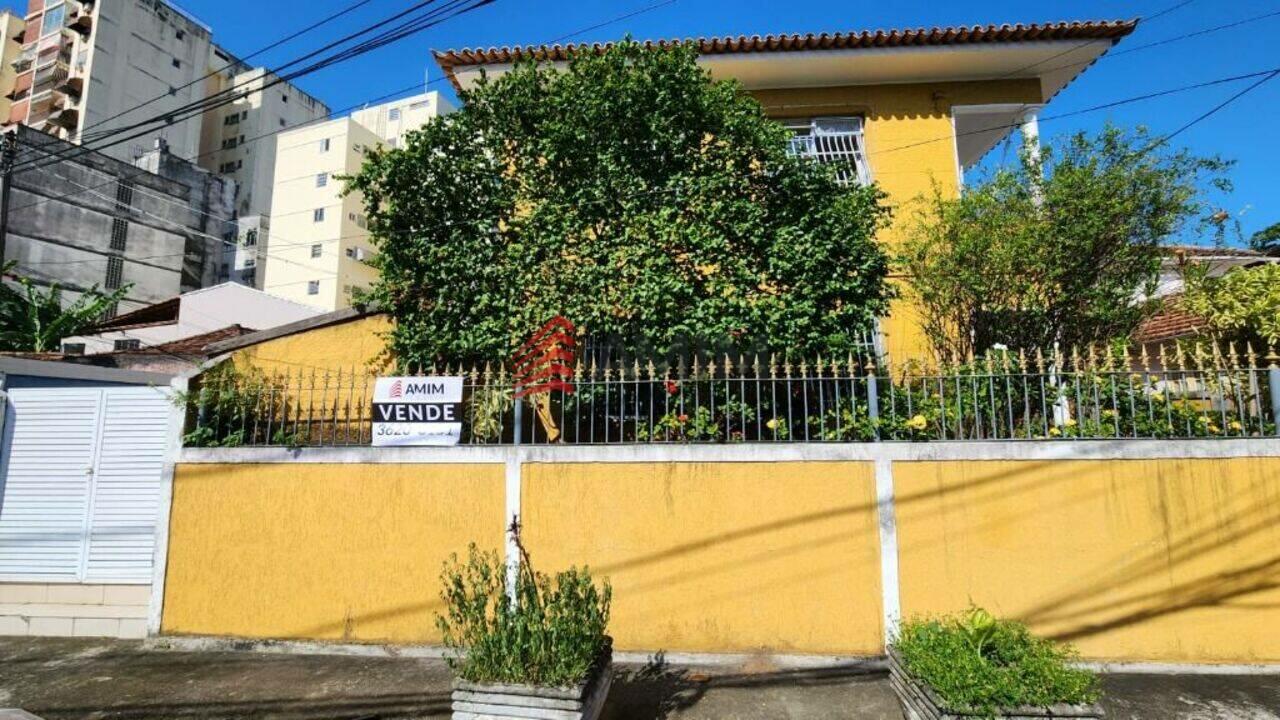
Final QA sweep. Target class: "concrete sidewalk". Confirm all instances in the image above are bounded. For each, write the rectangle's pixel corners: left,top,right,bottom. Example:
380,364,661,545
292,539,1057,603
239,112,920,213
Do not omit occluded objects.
1,638,1277,719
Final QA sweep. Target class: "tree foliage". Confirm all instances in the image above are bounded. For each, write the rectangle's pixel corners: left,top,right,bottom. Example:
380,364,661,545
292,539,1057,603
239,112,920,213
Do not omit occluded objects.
1250,221,1280,254
1182,261,1280,346
347,41,893,364
0,262,130,352
900,126,1231,363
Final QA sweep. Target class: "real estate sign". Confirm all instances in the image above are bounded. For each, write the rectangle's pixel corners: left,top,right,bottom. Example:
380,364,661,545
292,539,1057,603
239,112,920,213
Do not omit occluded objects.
371,376,463,446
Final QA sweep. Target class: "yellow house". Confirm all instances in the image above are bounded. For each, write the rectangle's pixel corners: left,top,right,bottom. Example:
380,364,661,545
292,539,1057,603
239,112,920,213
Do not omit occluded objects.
224,20,1139,372
433,20,1138,363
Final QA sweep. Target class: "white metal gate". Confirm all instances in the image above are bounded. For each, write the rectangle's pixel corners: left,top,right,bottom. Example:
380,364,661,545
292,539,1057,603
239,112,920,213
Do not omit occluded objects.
0,385,172,583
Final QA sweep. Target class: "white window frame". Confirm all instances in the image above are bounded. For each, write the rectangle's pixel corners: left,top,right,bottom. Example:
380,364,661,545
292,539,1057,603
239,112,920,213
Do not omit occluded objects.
783,116,872,187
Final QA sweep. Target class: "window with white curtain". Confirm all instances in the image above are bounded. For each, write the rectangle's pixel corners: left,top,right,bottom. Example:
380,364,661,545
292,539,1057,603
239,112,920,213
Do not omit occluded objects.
783,117,872,187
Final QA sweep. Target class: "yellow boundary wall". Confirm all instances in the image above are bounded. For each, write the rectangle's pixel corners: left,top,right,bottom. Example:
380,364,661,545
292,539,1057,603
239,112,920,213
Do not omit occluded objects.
161,443,1280,664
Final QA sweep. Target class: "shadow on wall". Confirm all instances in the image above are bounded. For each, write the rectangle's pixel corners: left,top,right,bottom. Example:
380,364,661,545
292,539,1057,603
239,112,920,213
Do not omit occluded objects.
896,457,1280,661
1021,491,1280,645
162,453,1280,660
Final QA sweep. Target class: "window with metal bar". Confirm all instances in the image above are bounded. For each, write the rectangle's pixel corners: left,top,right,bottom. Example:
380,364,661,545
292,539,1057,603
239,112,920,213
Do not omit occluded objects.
109,218,127,251
783,117,872,187
114,181,133,210
105,256,123,290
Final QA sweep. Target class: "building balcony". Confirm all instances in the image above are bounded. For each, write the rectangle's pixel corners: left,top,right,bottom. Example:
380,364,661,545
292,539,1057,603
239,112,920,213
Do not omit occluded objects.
11,47,34,73
67,1,93,34
8,98,30,125
48,105,78,130
7,70,32,100
31,62,68,96
53,75,82,101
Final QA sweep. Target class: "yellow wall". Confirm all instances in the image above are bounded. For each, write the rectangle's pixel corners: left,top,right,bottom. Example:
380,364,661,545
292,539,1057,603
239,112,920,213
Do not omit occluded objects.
162,456,1280,663
161,463,504,643
754,79,1043,362
895,458,1280,663
521,462,884,654
233,313,394,373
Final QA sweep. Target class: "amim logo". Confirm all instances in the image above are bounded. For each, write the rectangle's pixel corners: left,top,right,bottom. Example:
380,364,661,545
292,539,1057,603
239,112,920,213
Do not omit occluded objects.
389,379,403,399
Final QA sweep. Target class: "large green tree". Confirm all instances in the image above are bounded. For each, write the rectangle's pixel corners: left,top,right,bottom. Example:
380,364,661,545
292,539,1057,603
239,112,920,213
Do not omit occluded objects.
900,126,1231,363
347,41,893,364
0,262,130,352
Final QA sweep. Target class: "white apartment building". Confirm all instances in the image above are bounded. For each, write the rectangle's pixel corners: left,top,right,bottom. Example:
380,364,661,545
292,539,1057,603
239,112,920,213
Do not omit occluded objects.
197,58,329,218
262,91,453,311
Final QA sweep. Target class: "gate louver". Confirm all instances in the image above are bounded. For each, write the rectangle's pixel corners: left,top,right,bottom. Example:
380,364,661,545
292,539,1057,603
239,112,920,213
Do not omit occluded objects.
0,386,170,583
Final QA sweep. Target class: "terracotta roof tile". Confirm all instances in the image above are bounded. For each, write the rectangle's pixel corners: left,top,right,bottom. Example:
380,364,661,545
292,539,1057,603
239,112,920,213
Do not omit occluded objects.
127,325,256,355
434,20,1139,92
1133,297,1207,344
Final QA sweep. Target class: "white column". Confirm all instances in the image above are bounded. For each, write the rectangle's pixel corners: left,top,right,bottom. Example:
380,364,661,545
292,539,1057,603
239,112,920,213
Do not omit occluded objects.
875,459,901,644
1020,106,1042,167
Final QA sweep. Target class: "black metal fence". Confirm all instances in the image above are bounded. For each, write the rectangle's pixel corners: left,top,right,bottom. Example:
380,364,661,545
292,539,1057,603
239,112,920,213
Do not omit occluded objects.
182,346,1280,448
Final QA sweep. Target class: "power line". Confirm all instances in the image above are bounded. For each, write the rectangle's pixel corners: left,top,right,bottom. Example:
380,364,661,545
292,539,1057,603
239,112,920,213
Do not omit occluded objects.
17,0,494,173
15,141,342,281
1032,8,1280,80
1140,69,1280,152
21,64,1280,278
71,0,455,150
6,0,682,215
71,0,377,143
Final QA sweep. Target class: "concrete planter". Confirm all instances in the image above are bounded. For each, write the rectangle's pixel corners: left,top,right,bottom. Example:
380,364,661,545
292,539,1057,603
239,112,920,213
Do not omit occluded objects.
450,643,613,720
887,648,1104,720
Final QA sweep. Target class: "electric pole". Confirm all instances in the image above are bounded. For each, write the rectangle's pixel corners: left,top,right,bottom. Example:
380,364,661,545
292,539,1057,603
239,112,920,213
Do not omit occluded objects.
0,130,17,267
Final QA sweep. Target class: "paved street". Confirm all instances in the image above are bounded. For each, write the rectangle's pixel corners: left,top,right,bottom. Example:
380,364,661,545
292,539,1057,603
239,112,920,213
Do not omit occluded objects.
1,638,1277,719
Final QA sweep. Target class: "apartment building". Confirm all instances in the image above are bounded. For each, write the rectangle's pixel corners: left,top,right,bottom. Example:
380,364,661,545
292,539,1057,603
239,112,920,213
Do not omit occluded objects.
7,0,214,161
0,12,26,123
197,57,329,217
196,54,329,288
2,0,332,292
4,124,235,314
262,91,453,311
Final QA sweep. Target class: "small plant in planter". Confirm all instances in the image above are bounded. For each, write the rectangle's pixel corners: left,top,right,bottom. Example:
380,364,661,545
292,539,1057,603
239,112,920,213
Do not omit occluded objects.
437,539,613,720
889,608,1103,720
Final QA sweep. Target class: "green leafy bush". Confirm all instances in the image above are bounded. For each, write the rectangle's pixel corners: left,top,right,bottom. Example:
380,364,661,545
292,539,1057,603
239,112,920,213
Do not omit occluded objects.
437,544,612,687
348,39,893,364
894,608,1099,717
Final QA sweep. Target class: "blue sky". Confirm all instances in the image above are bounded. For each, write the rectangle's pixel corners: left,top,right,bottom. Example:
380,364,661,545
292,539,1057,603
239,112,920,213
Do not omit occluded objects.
11,0,1280,240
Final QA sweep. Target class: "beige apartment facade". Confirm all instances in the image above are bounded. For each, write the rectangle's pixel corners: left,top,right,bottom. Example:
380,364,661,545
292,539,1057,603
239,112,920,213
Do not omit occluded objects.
262,91,453,311
0,11,26,122
7,0,214,161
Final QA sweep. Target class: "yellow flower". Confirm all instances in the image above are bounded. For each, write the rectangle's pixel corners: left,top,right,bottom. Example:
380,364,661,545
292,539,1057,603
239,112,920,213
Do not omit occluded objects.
1150,391,1165,402
906,414,928,431
1208,423,1221,435
1064,418,1078,428
1101,409,1117,419
1197,415,1211,424
1229,420,1244,432
1048,427,1062,437
766,419,778,430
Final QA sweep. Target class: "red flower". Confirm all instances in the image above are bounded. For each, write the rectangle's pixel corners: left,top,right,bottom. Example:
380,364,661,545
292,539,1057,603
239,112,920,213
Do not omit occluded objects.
678,414,689,424
665,380,679,395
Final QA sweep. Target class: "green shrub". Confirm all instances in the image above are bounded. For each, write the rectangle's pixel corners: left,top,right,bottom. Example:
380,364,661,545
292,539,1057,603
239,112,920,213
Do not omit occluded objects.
894,608,1099,717
436,544,612,687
